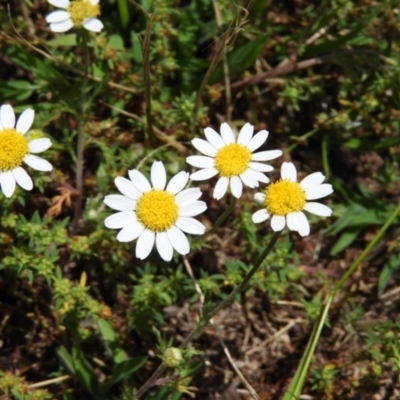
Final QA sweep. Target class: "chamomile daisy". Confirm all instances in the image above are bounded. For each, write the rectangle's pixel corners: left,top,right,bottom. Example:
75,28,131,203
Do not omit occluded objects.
46,0,103,33
252,162,333,237
0,104,53,198
186,123,282,200
104,161,207,261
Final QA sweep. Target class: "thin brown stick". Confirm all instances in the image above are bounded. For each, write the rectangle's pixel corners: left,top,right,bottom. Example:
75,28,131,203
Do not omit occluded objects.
128,0,155,141
231,57,329,90
212,0,232,123
192,8,248,129
183,257,260,400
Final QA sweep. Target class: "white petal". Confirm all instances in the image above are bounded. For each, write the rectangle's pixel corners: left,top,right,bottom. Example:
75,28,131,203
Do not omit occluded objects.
175,217,206,235
167,226,190,256
179,201,207,217
281,162,297,181
1,171,16,198
82,18,104,33
220,123,235,144
190,168,218,181
45,10,70,23
204,127,225,149
116,222,145,242
303,202,332,216
186,155,214,169
166,171,189,194
175,188,202,206
192,138,218,157
48,0,70,7
23,154,53,171
254,192,265,203
230,175,243,198
115,177,141,200
13,167,33,190
90,0,100,4
305,184,333,200
16,108,34,134
0,105,15,129
251,170,270,184
136,229,155,260
297,211,310,237
240,169,259,188
104,211,137,229
286,212,299,232
300,172,326,190
271,215,286,232
156,232,174,261
246,129,269,151
104,194,135,211
213,176,229,200
252,209,270,223
28,138,52,153
49,19,74,32
251,150,282,161
237,123,254,147
128,169,151,192
248,161,274,172
151,161,166,190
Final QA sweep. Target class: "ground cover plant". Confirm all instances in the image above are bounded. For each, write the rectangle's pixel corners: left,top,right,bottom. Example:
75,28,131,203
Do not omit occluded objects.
0,0,400,399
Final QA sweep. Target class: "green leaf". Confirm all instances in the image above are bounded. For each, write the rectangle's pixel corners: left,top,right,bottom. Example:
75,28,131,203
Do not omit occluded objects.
378,255,400,294
47,34,77,47
211,34,268,82
97,319,128,364
71,347,99,394
110,357,147,384
0,80,40,101
330,230,360,255
57,346,75,373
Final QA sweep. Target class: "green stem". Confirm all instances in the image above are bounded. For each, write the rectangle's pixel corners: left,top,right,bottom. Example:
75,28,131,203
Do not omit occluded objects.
72,31,89,234
285,202,400,399
136,232,281,398
128,0,154,142
194,196,237,242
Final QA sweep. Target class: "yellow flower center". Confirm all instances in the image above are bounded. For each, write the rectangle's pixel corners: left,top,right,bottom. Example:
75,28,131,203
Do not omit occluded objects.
0,128,29,171
67,0,100,26
136,190,178,232
214,143,251,177
265,180,306,215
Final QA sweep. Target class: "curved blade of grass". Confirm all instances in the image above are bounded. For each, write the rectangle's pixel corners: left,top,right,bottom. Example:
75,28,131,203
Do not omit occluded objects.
283,202,400,399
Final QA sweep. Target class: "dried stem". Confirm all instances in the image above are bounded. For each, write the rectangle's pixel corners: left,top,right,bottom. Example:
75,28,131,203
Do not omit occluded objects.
72,31,90,234
136,232,281,398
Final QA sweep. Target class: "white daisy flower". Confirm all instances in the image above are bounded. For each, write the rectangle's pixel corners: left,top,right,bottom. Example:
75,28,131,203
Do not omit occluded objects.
0,105,53,198
186,122,282,200
252,162,333,237
104,161,207,261
46,0,104,33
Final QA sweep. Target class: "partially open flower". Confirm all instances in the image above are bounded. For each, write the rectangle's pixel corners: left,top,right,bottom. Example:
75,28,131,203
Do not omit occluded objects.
252,162,333,236
187,122,282,200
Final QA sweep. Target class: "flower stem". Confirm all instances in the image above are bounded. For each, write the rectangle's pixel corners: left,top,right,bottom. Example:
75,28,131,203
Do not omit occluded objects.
194,196,237,242
135,231,281,398
72,31,89,234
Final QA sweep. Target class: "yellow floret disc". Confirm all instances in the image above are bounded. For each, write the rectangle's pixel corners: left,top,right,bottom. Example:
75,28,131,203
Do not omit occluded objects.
67,0,100,26
136,190,178,232
265,180,306,215
214,143,251,177
0,128,29,171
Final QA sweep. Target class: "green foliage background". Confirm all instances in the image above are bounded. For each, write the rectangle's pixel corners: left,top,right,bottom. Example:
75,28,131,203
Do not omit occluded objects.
0,0,399,398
